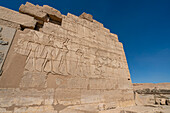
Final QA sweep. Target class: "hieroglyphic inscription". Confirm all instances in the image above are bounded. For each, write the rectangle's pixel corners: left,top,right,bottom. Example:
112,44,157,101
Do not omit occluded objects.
0,25,16,75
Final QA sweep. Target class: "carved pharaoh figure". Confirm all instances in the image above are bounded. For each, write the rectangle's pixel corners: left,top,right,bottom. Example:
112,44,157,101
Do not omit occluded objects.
58,38,70,75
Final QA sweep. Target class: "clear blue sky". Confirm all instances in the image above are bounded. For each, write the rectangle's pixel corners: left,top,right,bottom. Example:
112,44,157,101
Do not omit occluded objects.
1,0,170,83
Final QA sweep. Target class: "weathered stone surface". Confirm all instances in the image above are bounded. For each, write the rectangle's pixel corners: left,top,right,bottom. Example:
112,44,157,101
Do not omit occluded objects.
0,6,37,29
20,71,47,88
0,19,20,29
133,83,170,90
19,2,47,21
0,2,136,113
98,102,116,111
43,5,62,22
19,2,63,24
79,12,93,22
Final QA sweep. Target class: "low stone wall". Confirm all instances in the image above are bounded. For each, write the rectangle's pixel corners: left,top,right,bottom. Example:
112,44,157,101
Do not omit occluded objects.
133,83,170,106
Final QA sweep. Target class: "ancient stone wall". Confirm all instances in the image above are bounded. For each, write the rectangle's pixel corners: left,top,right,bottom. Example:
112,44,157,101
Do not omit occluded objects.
133,83,170,106
0,2,134,112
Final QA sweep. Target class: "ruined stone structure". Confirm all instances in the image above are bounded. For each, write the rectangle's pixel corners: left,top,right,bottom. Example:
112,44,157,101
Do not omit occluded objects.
0,2,135,112
134,83,170,106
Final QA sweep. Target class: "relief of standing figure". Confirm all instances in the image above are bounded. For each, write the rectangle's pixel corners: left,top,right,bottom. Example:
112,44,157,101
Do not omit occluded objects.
75,49,84,76
58,38,70,75
41,35,55,73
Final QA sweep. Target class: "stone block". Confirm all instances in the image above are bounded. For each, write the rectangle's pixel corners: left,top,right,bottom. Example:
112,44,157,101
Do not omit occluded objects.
105,102,116,110
160,98,166,105
0,88,54,106
62,20,77,33
14,105,54,113
79,12,93,22
47,74,64,88
43,5,62,22
89,78,117,90
101,90,123,102
93,19,103,27
66,13,79,23
20,71,47,89
81,90,104,104
66,77,88,89
117,78,133,90
40,22,66,36
0,6,37,29
155,98,161,105
0,89,44,107
135,93,155,105
55,88,81,105
122,89,134,100
110,33,119,42
98,102,116,111
0,19,20,29
118,99,135,107
19,2,47,21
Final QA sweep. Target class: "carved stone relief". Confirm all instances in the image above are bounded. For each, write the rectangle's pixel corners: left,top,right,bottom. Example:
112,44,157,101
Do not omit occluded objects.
15,30,125,78
15,30,70,76
75,47,90,76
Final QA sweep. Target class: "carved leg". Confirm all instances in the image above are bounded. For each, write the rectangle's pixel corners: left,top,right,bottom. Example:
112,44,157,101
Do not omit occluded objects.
42,58,48,72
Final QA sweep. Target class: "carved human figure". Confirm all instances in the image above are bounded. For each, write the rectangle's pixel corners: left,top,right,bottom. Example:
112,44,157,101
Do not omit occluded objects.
41,42,55,73
0,27,8,45
25,42,40,71
58,38,70,75
75,49,84,76
25,32,43,71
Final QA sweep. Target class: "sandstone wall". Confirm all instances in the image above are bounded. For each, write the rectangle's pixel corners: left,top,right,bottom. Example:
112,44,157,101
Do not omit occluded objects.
0,2,134,112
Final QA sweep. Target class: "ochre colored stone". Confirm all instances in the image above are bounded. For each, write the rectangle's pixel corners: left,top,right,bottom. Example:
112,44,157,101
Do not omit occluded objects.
19,2,47,21
0,2,148,113
79,12,93,22
0,6,37,29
